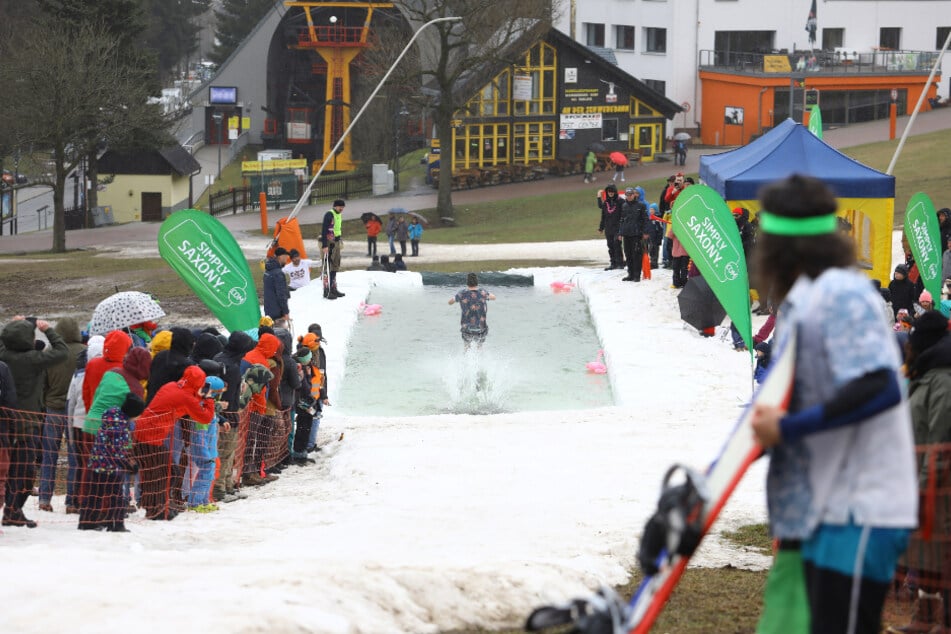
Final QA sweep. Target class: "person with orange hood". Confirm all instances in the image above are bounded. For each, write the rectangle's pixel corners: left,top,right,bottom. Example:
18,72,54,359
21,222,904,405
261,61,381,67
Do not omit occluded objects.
133,365,216,520
240,333,281,485
241,333,280,415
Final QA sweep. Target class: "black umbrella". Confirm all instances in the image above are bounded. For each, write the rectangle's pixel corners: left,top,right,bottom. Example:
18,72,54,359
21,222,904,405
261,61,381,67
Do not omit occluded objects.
677,276,727,332
361,212,382,224
587,142,606,152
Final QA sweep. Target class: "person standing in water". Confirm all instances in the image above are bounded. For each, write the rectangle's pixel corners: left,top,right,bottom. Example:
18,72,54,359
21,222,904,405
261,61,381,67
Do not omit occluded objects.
448,273,496,350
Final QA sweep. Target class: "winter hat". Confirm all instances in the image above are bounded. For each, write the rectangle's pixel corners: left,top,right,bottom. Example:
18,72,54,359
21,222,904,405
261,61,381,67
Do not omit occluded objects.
920,290,934,304
894,264,908,276
732,207,744,217
625,187,636,195
910,310,949,354
299,332,320,351
273,247,289,258
333,199,346,208
148,330,172,357
259,315,274,328
293,346,312,365
87,334,106,360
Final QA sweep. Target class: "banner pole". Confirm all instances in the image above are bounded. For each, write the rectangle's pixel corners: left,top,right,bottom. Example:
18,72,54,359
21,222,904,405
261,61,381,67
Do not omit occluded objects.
886,30,951,175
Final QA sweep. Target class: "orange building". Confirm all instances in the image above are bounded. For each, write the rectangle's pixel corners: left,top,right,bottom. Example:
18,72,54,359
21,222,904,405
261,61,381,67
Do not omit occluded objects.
697,50,941,146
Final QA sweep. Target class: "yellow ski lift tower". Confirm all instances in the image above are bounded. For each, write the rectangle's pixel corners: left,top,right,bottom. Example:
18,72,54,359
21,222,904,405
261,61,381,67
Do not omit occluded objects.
284,1,393,172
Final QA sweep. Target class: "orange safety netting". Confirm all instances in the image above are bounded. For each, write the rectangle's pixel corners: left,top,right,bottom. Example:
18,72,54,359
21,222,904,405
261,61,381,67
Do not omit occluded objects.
0,406,291,529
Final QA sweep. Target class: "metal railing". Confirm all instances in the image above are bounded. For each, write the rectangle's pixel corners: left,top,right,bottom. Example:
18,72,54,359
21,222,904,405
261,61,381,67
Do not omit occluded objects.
699,49,939,75
206,171,373,216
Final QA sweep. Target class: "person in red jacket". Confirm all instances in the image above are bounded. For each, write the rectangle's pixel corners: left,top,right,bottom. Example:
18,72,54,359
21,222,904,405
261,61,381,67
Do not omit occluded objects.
133,365,216,520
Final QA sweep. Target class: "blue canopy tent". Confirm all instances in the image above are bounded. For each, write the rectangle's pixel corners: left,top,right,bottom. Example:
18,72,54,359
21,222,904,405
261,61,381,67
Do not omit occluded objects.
698,118,895,282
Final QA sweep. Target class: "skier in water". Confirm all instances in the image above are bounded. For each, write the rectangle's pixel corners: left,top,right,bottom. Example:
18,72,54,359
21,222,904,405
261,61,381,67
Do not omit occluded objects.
448,272,496,351
749,175,917,634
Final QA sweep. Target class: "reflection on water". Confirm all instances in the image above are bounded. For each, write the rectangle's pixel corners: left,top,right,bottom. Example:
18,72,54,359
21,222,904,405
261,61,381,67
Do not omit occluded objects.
337,283,612,416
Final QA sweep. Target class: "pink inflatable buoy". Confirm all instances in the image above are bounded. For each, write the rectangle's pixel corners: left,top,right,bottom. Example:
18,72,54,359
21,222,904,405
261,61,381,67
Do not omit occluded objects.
585,349,607,374
550,281,575,293
359,302,383,316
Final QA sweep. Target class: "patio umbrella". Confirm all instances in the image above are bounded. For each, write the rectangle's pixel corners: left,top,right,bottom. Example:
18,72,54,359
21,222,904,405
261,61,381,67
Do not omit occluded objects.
388,207,429,224
677,276,726,332
88,291,165,336
673,132,692,141
360,212,382,224
587,142,606,152
609,151,628,167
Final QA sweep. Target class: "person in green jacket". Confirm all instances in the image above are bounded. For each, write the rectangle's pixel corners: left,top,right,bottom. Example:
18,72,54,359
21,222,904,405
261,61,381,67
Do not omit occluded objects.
0,316,68,527
583,150,598,184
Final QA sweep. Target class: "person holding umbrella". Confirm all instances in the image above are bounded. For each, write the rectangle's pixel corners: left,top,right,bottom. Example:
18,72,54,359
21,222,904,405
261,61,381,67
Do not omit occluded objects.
673,133,690,166
610,151,627,183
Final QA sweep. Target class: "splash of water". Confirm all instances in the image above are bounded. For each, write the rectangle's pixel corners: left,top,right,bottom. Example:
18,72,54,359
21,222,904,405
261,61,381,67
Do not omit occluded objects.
440,348,512,415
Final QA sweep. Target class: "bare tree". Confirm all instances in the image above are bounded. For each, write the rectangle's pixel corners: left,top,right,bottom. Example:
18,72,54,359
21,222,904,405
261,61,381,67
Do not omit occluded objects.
0,19,170,252
362,1,553,224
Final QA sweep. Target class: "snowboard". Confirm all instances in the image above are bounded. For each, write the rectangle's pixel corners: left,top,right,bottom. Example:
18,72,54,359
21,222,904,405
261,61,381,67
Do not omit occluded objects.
526,331,797,634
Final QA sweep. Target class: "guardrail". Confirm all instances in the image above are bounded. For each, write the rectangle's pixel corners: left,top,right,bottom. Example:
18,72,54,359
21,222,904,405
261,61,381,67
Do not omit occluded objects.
699,49,939,75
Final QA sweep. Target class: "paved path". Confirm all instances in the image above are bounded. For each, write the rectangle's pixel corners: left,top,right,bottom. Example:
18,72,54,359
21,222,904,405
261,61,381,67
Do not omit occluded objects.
2,107,949,256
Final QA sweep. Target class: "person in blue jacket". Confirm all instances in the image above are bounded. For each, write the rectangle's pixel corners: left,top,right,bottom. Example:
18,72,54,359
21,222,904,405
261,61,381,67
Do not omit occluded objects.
408,217,424,256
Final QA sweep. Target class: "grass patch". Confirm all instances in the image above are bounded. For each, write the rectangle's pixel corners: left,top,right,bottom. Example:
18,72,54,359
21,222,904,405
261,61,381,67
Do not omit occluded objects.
721,523,772,555
448,566,769,634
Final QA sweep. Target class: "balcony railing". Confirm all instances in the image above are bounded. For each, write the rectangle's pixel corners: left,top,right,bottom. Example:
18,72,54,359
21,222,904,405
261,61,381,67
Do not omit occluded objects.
699,49,939,76
295,26,369,48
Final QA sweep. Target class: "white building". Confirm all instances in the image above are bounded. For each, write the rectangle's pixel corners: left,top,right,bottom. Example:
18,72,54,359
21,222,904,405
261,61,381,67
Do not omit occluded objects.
553,0,951,140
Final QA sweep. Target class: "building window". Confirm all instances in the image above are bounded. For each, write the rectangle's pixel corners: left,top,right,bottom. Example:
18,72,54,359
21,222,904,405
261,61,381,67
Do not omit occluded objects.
879,27,901,50
616,25,635,50
584,23,605,47
938,27,951,50
643,79,666,96
452,124,511,170
602,119,619,141
514,41,557,117
822,28,844,50
644,28,667,53
465,69,510,117
512,122,554,163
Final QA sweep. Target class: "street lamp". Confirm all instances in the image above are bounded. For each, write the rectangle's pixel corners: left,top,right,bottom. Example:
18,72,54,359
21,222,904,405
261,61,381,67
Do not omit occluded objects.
393,103,409,192
211,112,224,179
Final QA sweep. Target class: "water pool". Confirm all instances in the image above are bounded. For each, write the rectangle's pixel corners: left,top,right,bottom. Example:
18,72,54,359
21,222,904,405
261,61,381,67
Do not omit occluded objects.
335,282,613,416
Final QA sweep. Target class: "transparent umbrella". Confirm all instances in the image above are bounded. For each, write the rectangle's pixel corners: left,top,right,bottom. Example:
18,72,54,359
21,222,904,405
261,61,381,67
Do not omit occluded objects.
673,132,692,141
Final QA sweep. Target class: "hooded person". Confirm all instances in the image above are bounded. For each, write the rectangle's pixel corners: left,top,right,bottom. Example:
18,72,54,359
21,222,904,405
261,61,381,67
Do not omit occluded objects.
38,317,86,512
211,331,257,503
241,333,281,415
890,264,917,319
191,332,224,365
82,330,132,412
240,333,282,486
133,365,216,520
146,327,195,404
148,329,172,358
0,316,69,527
81,393,147,532
78,346,152,526
597,183,623,270
64,334,103,515
898,310,951,632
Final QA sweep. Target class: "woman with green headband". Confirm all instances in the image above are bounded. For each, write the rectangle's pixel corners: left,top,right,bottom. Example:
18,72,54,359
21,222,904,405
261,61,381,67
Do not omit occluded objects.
750,174,917,634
